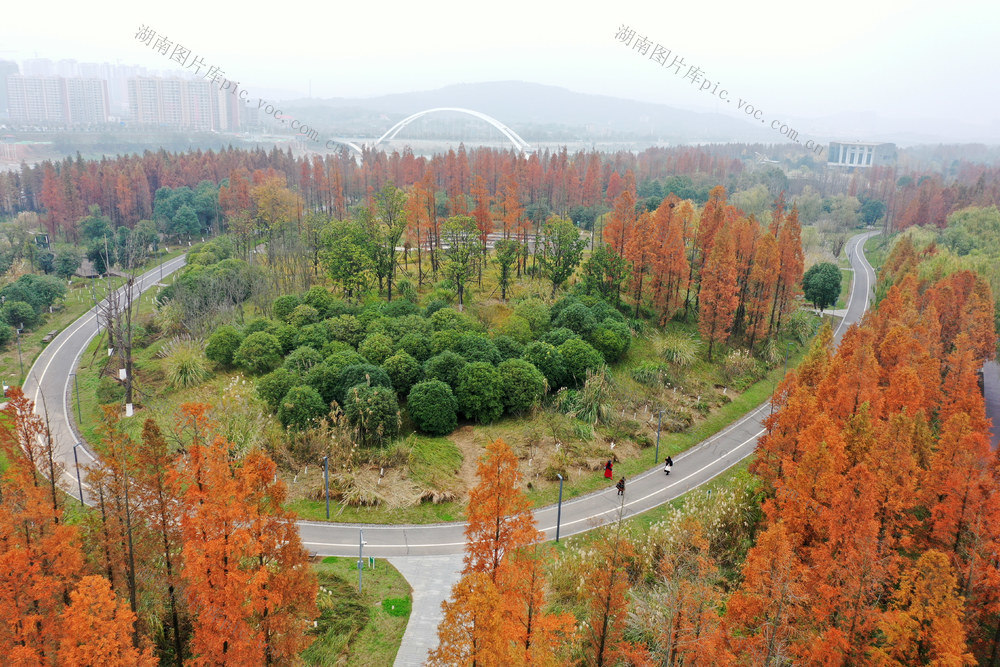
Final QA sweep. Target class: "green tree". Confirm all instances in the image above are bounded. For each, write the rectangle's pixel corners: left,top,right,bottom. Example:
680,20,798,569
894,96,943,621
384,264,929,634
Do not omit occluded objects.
272,294,300,322
497,359,546,415
582,244,630,306
287,304,320,329
326,314,365,347
802,261,842,313
860,199,886,225
553,302,597,336
233,331,282,375
321,219,376,301
359,333,396,365
424,351,468,391
53,245,81,280
333,364,393,406
382,351,422,397
373,184,409,302
558,338,604,387
304,362,339,405
493,238,520,302
522,341,565,391
170,204,201,237
454,333,501,365
1,301,37,329
588,319,631,363
397,332,432,362
77,205,112,243
205,325,244,367
284,346,323,373
407,380,459,436
456,362,504,423
277,385,328,429
257,367,295,410
343,383,401,447
539,216,589,297
442,215,482,310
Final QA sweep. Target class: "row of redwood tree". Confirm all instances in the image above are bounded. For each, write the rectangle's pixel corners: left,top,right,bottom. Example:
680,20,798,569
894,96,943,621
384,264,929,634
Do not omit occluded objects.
431,235,999,664
0,396,317,665
598,178,804,359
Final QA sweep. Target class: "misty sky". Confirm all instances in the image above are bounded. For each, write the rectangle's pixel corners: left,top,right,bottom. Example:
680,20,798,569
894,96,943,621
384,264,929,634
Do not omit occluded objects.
4,0,999,138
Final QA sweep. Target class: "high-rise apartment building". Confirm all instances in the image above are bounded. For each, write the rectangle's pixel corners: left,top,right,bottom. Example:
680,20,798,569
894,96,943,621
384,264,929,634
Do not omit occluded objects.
0,60,20,117
127,77,245,131
6,75,110,125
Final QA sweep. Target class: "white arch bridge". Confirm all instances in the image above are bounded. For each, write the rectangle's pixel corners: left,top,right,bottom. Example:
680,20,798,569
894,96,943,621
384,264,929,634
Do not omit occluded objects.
325,107,532,155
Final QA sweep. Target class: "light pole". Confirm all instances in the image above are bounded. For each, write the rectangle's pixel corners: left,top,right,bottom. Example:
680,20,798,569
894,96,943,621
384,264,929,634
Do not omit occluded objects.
323,455,330,520
72,443,84,506
654,409,663,464
358,529,365,594
555,473,564,543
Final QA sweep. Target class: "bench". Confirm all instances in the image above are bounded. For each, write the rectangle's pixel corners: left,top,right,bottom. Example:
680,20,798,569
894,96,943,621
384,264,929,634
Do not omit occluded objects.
41,329,59,344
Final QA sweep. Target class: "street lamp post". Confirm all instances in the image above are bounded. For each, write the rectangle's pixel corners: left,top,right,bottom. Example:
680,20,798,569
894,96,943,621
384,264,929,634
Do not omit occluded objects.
555,474,564,543
72,443,84,506
323,455,330,520
358,529,365,594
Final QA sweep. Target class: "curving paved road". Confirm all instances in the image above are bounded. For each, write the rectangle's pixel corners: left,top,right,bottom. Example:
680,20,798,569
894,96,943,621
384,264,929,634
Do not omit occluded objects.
298,229,880,556
29,232,879,666
24,253,189,496
27,230,879,556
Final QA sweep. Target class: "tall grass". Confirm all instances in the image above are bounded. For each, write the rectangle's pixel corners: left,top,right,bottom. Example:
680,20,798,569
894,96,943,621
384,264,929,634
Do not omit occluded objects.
158,337,210,388
660,332,701,366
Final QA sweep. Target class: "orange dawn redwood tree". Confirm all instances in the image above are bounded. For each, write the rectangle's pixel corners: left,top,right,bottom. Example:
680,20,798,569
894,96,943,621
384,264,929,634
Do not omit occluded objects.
177,404,317,666
697,224,739,361
434,438,572,665
58,576,156,667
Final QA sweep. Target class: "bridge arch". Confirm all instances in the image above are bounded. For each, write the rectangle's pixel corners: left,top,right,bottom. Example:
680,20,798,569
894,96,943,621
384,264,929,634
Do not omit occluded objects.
374,107,531,153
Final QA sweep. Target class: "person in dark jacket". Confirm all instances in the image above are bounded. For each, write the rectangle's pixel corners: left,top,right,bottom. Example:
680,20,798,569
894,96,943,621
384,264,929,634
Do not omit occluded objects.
616,477,625,496
664,456,673,475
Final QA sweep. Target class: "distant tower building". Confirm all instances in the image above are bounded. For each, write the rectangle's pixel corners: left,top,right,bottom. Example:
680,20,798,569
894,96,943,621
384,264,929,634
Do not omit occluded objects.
0,60,20,117
7,75,66,123
6,75,109,124
827,141,897,168
128,76,247,131
63,78,111,124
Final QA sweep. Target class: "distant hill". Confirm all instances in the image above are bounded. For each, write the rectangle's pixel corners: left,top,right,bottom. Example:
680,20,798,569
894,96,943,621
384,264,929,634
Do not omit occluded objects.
281,81,778,144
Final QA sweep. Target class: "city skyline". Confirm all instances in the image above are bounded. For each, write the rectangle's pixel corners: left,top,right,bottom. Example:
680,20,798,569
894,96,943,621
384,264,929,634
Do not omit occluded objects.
2,0,998,143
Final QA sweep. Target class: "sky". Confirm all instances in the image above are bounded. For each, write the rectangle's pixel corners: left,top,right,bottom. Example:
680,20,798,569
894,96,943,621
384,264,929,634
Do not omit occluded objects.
4,0,999,139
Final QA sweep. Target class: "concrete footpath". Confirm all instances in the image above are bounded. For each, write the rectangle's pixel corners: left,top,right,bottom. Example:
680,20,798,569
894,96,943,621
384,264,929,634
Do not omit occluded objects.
389,555,464,666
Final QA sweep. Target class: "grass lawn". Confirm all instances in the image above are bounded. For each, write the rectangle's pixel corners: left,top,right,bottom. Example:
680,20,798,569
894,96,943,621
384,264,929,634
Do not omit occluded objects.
302,556,411,666
835,265,853,309
864,230,892,273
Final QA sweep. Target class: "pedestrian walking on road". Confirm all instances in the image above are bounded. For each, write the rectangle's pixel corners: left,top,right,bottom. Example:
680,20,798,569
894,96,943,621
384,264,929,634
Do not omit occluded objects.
664,456,673,476
604,460,613,480
616,477,625,496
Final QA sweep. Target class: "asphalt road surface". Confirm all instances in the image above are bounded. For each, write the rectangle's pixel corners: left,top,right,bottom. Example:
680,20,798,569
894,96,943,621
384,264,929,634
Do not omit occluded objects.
23,253,189,500
30,231,880,558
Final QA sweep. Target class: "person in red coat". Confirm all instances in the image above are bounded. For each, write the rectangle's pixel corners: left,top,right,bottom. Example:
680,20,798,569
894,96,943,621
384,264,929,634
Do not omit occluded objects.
604,459,613,480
